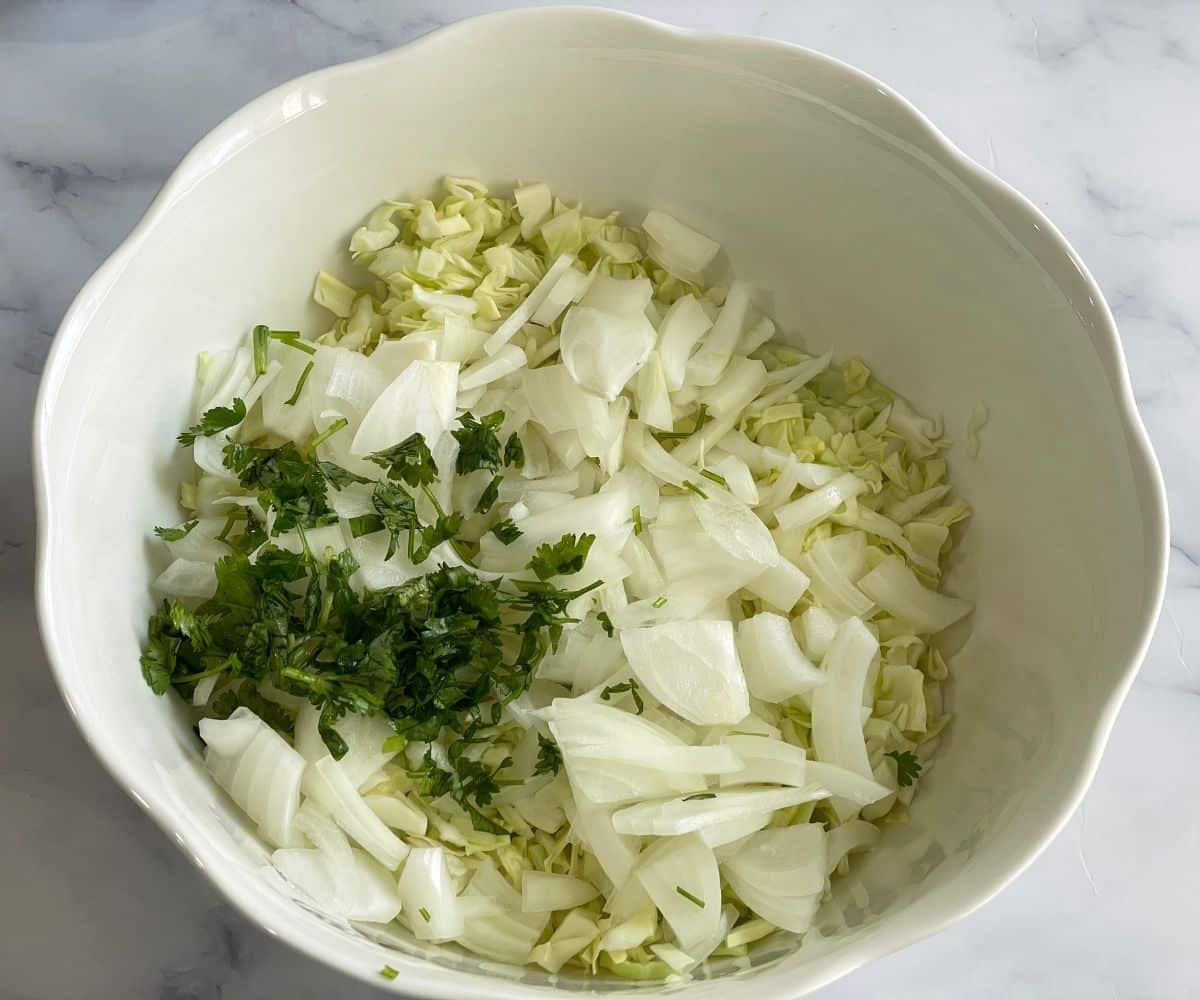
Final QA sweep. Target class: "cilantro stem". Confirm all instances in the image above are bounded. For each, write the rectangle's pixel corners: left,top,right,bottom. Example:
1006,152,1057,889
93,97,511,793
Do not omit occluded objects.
681,479,708,499
269,330,316,355
421,484,445,518
310,417,348,449
699,468,727,487
252,324,269,376
295,522,313,561
215,509,240,544
174,663,231,684
676,886,705,908
285,361,314,406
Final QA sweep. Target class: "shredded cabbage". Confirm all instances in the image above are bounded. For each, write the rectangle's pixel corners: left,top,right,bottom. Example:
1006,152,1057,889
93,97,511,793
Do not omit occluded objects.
146,177,973,980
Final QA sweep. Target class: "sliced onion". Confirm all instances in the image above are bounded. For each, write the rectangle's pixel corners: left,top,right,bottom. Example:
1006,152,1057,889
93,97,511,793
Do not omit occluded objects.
798,606,840,661
620,620,750,726
717,734,807,787
613,785,827,837
302,756,409,870
349,359,458,457
521,871,600,912
635,833,721,952
811,617,879,812
153,558,216,600
199,708,305,848
724,824,827,898
397,846,464,942
735,612,825,701
857,554,973,634
657,295,713,391
825,820,882,874
774,473,868,533
560,304,655,401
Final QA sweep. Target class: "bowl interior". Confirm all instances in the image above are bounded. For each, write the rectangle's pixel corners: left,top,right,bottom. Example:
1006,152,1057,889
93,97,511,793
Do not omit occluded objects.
36,10,1163,997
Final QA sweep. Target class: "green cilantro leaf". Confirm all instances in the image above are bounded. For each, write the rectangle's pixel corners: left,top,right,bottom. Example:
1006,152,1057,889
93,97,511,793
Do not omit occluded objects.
223,441,337,534
362,482,419,560
475,474,502,514
528,532,595,580
886,750,923,787
490,518,522,545
367,433,438,487
534,733,562,777
596,611,615,638
318,461,371,490
154,520,198,542
600,678,644,714
503,432,524,468
412,511,464,564
452,410,505,474
177,398,247,446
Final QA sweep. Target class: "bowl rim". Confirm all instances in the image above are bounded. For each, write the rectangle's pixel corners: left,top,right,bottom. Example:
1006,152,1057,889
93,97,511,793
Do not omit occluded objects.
32,6,1170,997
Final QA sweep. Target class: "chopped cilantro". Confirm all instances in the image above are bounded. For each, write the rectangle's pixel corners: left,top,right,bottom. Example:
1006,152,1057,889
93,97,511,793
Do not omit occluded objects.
681,479,708,499
596,611,615,637
252,324,269,376
503,432,524,468
600,679,644,714
534,733,562,776
284,360,314,406
177,398,247,446
318,461,371,489
528,532,595,580
490,519,522,544
222,441,338,534
367,433,438,487
268,329,316,355
886,750,923,787
309,416,348,449
676,886,705,908
452,410,505,474
475,474,502,514
142,540,594,826
366,482,419,560
154,520,198,542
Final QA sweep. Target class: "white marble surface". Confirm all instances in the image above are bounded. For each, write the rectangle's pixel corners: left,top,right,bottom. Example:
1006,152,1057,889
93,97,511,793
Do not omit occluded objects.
2,1,1198,997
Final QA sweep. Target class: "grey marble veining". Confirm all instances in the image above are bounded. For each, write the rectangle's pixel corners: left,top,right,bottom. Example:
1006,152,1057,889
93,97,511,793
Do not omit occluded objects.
2,2,1198,998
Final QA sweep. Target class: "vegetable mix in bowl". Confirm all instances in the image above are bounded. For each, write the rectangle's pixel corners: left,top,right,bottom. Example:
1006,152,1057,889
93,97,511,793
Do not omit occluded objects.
141,177,972,980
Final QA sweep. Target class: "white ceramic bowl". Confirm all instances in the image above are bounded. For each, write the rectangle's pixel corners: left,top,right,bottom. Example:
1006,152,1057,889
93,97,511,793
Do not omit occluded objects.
33,8,1168,998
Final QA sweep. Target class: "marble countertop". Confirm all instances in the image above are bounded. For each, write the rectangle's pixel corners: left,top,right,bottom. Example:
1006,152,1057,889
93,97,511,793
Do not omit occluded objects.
3,2,1198,997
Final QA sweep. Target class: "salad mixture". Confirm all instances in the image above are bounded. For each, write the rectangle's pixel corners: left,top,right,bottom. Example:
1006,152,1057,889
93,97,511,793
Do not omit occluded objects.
142,177,972,980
